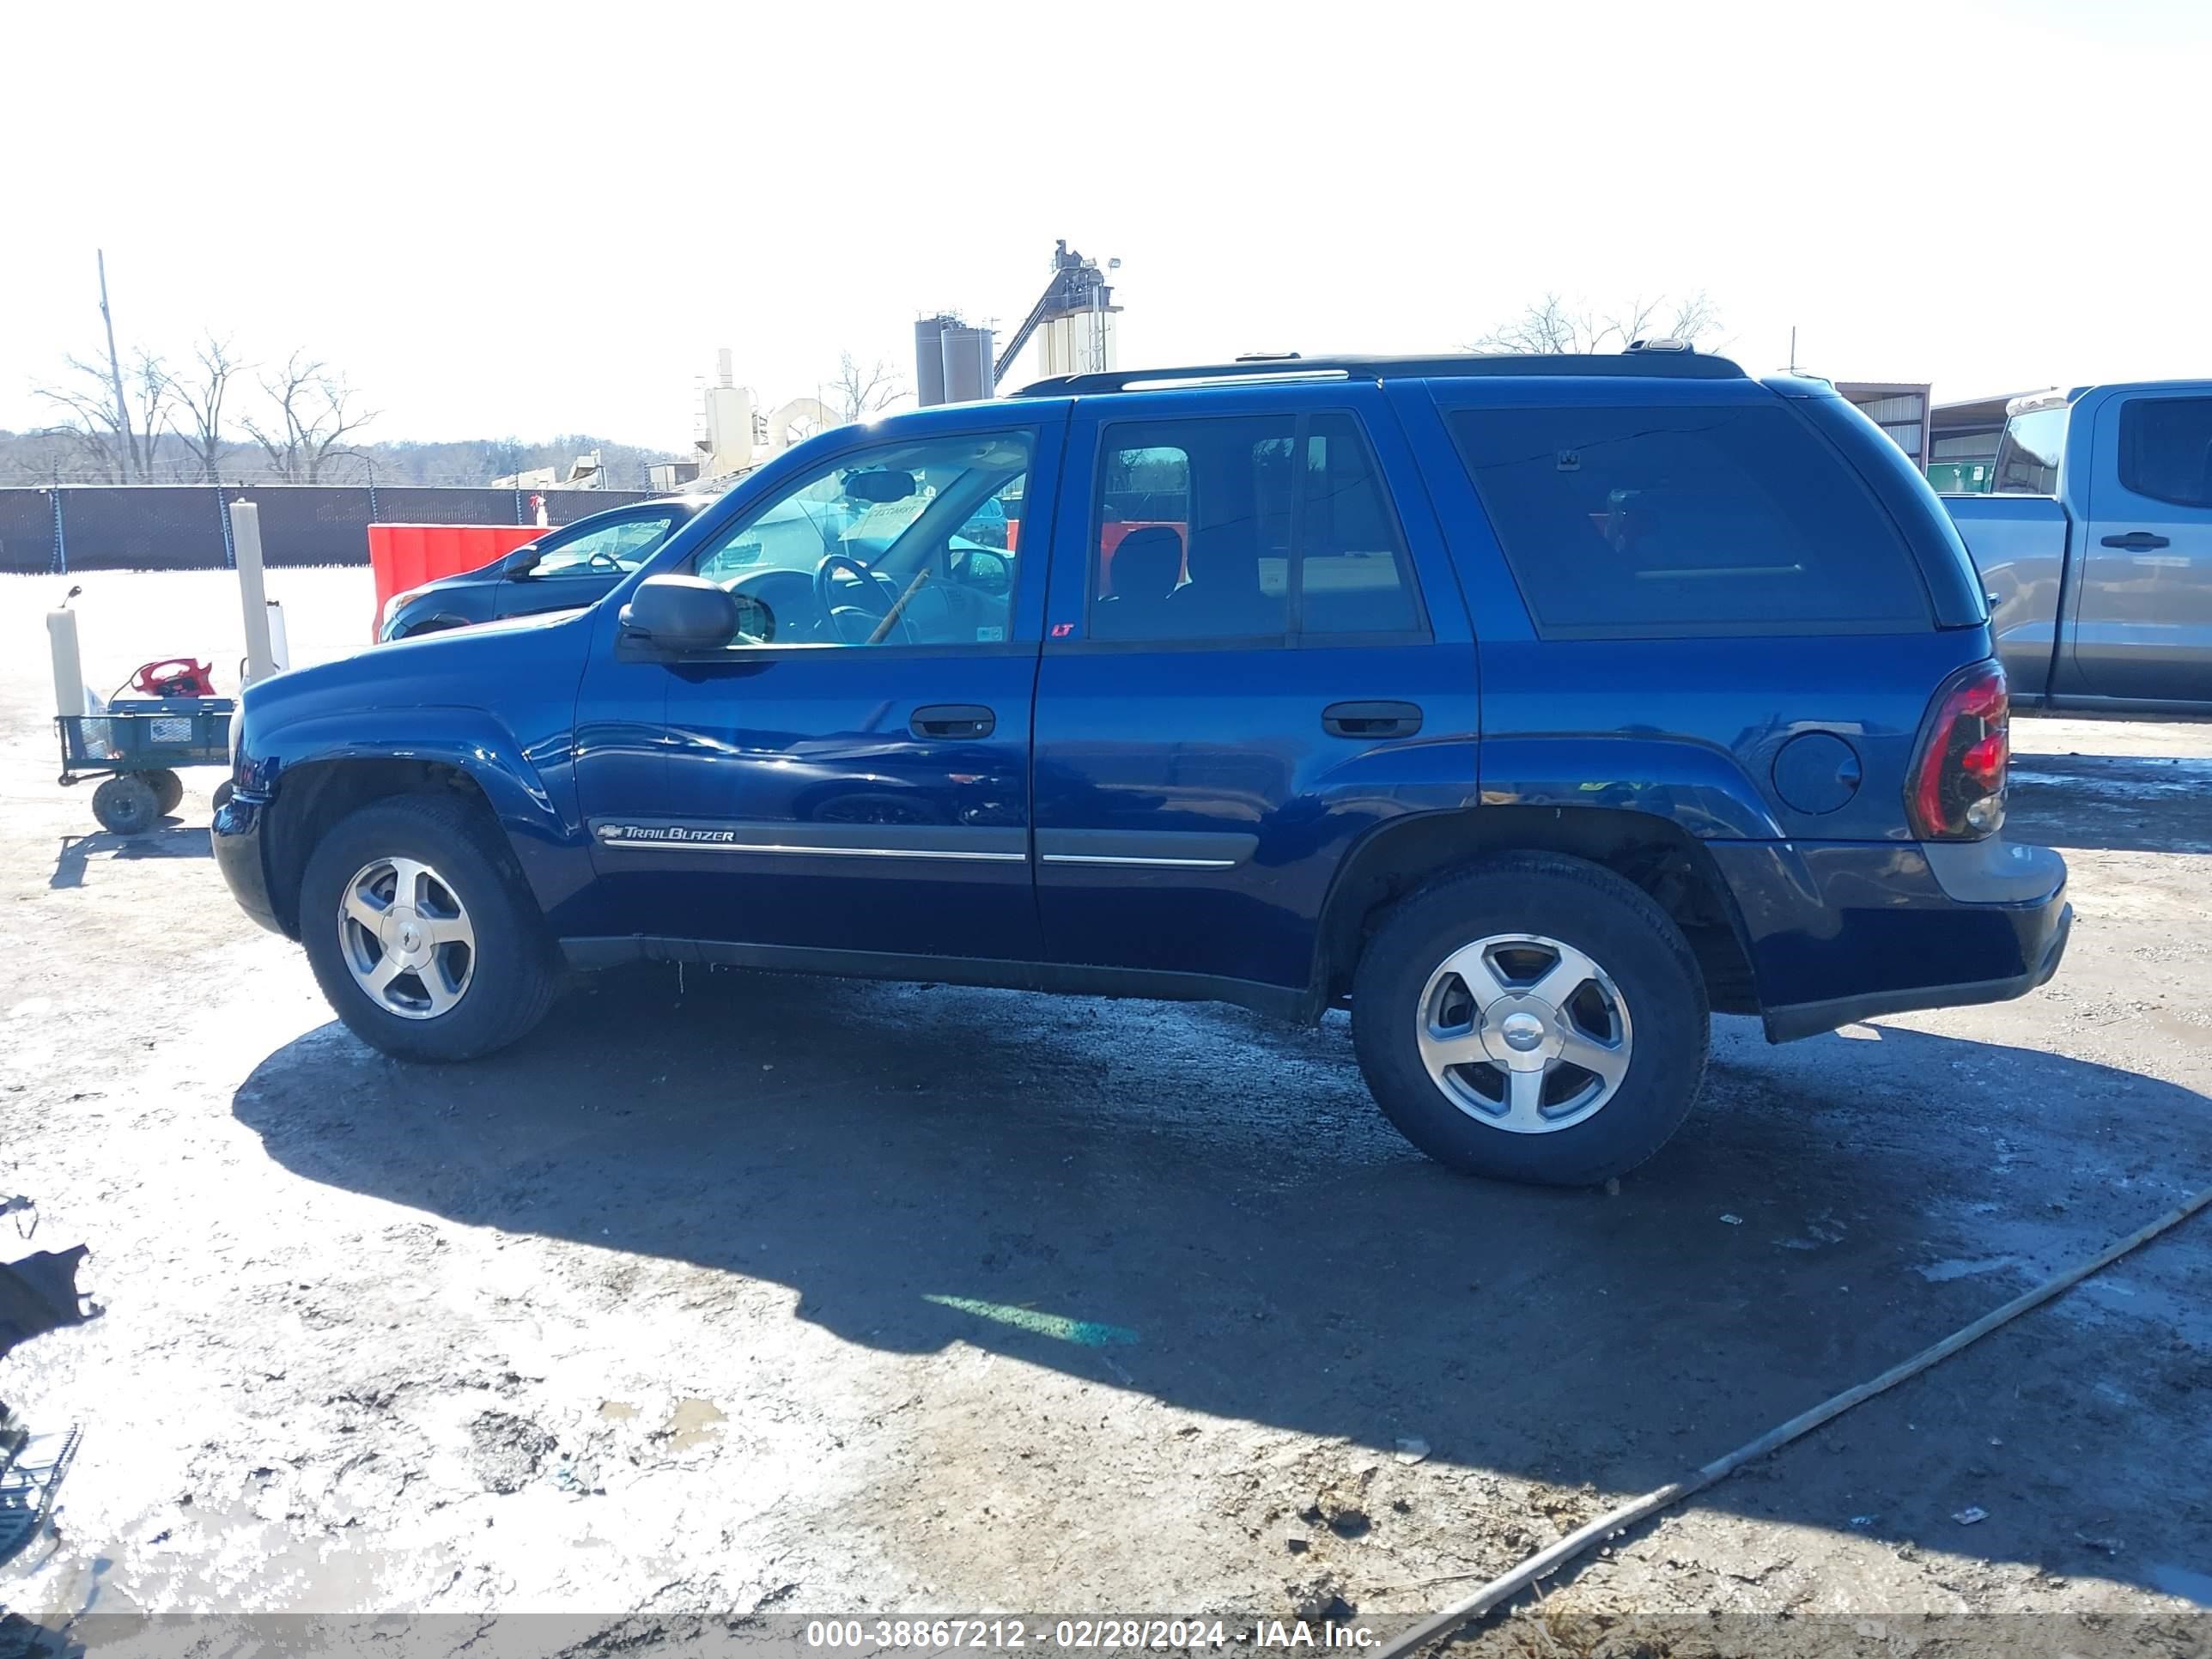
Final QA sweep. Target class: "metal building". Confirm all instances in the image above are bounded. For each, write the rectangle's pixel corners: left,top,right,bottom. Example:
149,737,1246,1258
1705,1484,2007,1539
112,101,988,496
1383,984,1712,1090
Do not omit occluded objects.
1927,391,2032,483
1834,381,1933,471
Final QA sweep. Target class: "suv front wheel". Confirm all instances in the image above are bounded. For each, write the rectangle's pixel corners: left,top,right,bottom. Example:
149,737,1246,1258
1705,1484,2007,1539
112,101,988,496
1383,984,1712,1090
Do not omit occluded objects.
299,793,558,1062
1352,854,1709,1186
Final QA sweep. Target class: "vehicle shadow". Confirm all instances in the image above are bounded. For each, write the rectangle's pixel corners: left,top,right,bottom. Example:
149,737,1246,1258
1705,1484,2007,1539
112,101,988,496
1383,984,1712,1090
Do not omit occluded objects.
49,824,211,890
232,966,2211,1597
0,1608,77,1657
2007,751,2212,854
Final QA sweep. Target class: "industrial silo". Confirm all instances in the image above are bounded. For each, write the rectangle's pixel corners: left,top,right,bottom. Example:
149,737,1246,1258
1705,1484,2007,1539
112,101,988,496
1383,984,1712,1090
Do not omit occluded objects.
914,316,952,408
940,324,996,404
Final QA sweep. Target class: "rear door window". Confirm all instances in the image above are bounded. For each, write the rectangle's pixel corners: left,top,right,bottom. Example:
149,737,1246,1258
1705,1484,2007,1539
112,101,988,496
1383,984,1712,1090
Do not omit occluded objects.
1087,411,1423,643
2117,396,2212,508
1448,404,1929,635
1089,415,1290,642
1298,413,1422,635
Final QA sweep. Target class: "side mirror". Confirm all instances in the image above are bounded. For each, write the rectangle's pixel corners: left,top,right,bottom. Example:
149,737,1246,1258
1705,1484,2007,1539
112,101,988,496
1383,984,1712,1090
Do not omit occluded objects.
504,549,542,576
730,591,776,642
619,574,739,652
959,549,1010,594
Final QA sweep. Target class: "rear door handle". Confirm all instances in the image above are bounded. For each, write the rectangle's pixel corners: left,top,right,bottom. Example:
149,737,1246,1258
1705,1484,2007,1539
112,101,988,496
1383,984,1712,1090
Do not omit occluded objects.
2101,531,2172,550
911,704,995,739
1322,700,1423,739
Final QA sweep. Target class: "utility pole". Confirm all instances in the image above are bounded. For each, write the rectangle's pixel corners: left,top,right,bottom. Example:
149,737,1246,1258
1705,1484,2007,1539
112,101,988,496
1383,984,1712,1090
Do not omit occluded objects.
96,249,133,483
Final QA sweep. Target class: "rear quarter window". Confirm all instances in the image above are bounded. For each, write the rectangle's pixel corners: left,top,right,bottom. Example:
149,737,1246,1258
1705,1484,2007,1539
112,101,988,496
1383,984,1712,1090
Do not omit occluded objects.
1448,403,1931,635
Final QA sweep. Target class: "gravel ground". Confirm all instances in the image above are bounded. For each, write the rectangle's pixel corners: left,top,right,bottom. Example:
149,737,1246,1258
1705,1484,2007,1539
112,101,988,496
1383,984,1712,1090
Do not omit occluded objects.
1,569,2208,1656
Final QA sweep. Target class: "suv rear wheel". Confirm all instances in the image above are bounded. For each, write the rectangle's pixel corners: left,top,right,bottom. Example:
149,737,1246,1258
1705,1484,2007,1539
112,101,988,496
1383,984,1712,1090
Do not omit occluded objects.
299,793,557,1062
1352,854,1708,1186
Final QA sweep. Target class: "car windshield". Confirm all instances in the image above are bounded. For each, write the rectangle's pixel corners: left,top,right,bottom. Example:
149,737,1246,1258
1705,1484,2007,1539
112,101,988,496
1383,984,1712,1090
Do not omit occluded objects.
532,516,680,575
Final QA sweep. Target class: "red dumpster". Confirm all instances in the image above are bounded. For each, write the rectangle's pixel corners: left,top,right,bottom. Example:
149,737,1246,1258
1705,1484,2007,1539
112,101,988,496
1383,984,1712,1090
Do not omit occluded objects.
366,523,546,640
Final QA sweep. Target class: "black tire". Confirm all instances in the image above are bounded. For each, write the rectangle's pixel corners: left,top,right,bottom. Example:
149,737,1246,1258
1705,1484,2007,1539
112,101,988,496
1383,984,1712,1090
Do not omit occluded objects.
145,769,185,816
1351,853,1709,1186
298,793,557,1062
92,774,161,836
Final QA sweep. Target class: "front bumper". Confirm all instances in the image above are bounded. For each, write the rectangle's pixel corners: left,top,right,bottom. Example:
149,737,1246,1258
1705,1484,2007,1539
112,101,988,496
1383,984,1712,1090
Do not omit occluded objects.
211,783,284,936
1705,836,2072,1043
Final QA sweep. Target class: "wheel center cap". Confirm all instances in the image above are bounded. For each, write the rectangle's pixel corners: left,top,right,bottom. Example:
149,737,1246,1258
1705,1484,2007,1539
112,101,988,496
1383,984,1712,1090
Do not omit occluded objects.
379,904,432,968
1479,993,1561,1070
1499,1011,1546,1050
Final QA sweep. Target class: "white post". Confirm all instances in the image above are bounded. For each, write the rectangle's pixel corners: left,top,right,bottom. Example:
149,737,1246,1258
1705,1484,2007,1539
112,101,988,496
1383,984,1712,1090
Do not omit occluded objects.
229,500,277,685
264,599,291,672
47,605,87,717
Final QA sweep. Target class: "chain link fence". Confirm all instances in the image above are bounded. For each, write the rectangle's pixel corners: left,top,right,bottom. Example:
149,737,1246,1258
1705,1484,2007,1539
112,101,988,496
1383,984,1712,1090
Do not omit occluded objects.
0,485,659,574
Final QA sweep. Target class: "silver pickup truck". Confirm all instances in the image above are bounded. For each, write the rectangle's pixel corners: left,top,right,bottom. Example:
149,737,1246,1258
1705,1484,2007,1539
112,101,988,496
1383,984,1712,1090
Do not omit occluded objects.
1944,380,2212,714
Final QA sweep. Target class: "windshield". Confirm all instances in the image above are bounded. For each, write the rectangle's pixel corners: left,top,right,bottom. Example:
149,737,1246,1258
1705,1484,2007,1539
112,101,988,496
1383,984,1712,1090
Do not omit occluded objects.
1991,404,2069,495
531,513,683,575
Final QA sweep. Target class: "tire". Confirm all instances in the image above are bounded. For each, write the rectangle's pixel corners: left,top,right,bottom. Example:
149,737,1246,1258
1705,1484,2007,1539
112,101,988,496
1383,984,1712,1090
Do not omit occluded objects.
1351,853,1708,1187
145,769,185,816
92,774,161,836
298,793,557,1062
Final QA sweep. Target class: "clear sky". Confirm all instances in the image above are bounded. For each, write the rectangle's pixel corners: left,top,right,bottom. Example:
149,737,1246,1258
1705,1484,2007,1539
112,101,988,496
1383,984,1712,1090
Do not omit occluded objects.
3,0,2206,449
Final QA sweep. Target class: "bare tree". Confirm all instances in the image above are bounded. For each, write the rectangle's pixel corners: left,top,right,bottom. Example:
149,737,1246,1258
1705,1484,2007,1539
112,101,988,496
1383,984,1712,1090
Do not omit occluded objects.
831,351,902,422
33,347,175,483
1470,290,1724,355
169,334,242,483
240,351,378,483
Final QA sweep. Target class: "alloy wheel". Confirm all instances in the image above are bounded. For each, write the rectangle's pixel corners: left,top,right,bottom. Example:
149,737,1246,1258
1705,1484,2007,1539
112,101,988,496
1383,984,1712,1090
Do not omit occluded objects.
337,856,477,1020
1414,933,1633,1133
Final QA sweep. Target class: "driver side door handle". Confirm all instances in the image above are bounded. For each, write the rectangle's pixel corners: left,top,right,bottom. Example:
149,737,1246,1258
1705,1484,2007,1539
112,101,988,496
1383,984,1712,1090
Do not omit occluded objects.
911,704,995,739
1322,700,1423,739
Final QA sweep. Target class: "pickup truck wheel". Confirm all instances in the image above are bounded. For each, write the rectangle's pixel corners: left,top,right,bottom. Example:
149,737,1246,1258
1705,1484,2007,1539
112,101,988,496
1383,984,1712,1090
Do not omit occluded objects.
299,793,556,1062
1352,854,1708,1187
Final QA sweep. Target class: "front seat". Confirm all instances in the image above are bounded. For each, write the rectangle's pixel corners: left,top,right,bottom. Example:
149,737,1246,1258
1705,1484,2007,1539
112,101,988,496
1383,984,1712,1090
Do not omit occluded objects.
1092,527,1185,639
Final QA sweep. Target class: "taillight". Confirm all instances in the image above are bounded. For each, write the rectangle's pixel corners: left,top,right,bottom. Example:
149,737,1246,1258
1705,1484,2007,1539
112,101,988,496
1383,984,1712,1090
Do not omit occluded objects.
1908,659,2008,841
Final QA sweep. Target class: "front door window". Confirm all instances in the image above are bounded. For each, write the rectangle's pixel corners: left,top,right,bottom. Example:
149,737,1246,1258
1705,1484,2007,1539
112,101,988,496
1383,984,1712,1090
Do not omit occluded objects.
692,434,1032,647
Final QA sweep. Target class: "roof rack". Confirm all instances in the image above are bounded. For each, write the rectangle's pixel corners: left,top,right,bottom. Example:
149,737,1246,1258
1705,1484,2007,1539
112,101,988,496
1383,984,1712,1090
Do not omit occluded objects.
1015,349,1747,397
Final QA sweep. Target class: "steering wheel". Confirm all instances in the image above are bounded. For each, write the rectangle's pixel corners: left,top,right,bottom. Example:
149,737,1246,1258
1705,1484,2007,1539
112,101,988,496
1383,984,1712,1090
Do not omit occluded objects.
811,552,913,644
584,549,627,572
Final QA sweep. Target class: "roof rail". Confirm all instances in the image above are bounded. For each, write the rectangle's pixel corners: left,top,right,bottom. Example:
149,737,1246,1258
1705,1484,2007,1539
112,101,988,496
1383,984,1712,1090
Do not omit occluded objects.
1015,349,1747,397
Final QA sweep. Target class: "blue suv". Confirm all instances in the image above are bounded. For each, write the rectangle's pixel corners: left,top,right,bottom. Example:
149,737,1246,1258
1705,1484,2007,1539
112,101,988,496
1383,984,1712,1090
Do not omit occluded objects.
213,351,2069,1185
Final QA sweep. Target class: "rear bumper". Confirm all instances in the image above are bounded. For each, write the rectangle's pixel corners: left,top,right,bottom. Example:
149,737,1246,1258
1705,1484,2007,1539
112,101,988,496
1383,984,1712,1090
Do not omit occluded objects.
1761,899,2070,1042
211,784,284,936
1705,836,2072,1043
